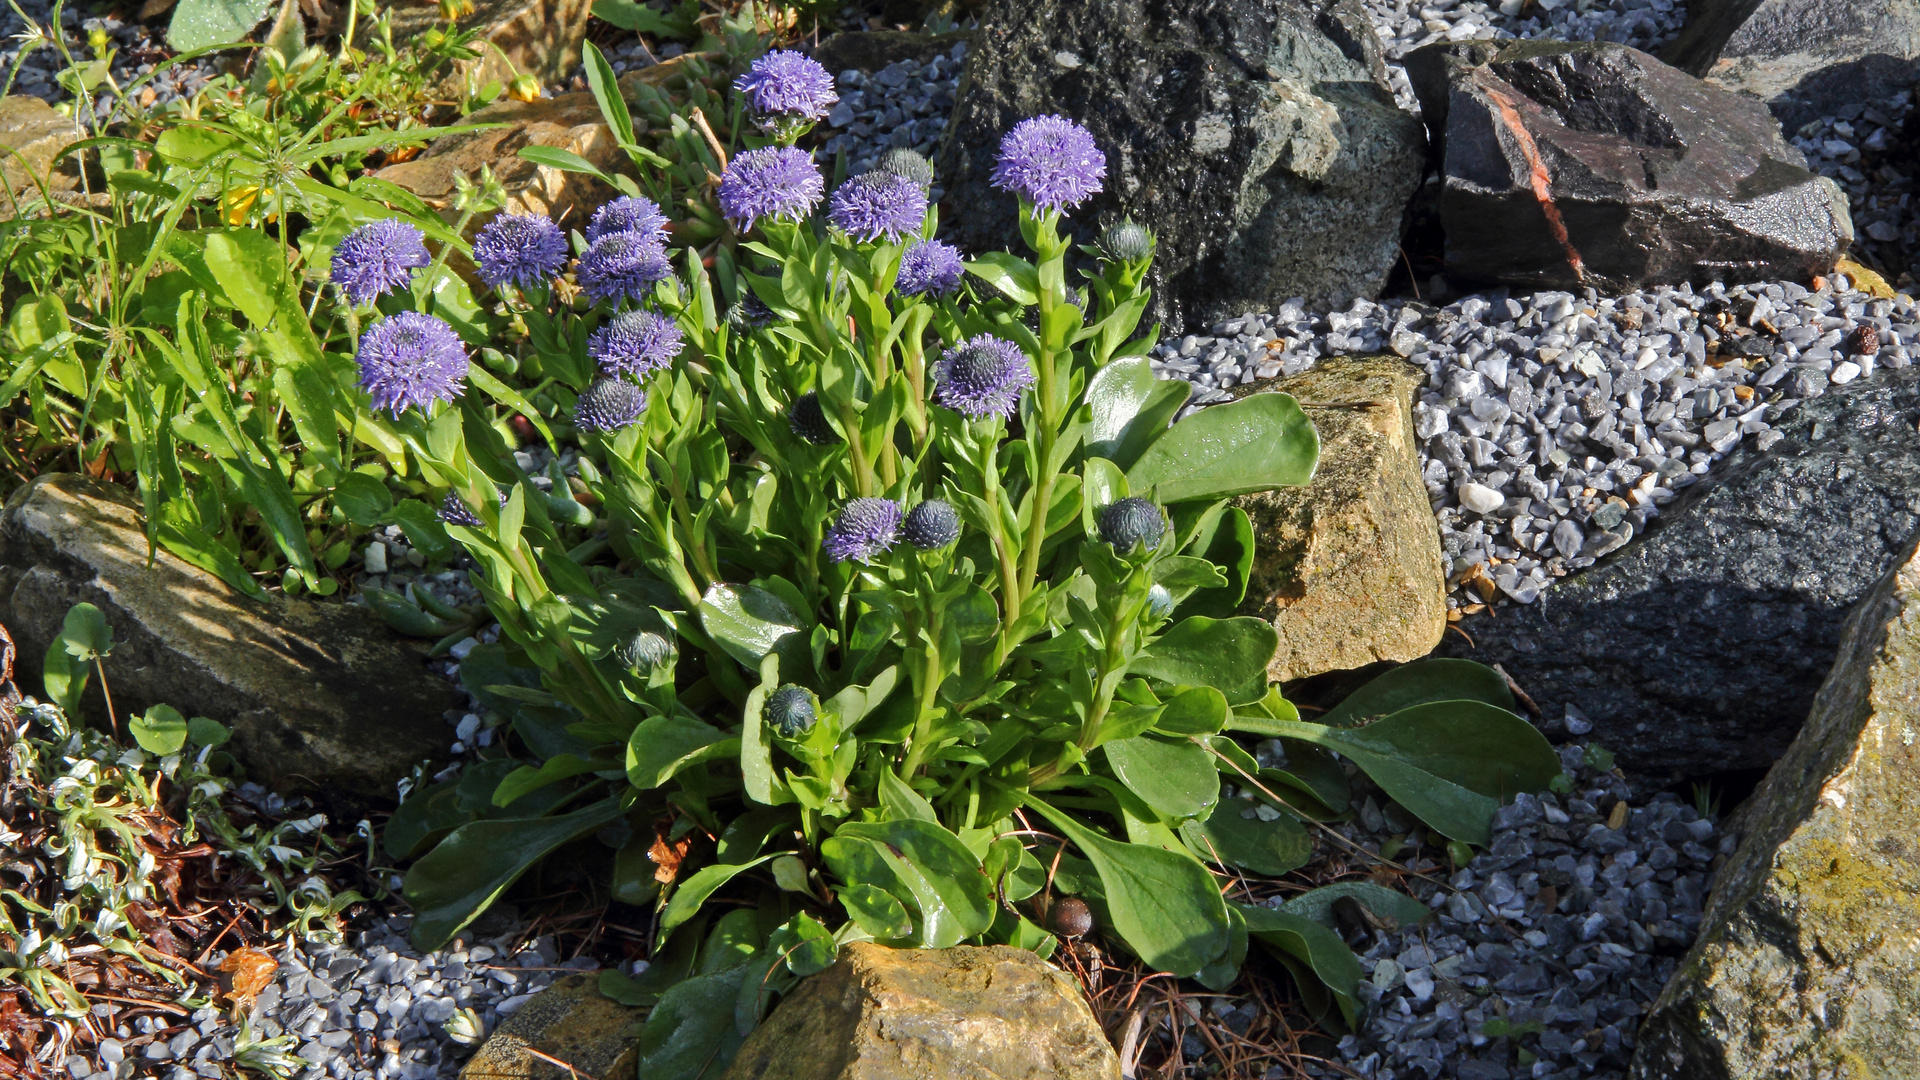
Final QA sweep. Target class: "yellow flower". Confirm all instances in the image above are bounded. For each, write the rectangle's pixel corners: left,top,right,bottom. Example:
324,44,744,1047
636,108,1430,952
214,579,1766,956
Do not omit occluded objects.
221,184,271,225
508,73,540,102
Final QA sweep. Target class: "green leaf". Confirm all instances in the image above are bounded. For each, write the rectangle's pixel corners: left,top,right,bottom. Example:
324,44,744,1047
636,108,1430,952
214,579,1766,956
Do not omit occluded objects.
964,251,1039,305
130,704,189,756
1153,686,1229,736
492,754,611,808
1238,903,1361,1027
1023,797,1229,977
592,0,697,37
467,363,556,453
582,41,636,148
1103,735,1219,821
517,145,618,184
40,639,85,717
386,499,455,563
838,882,913,940
403,798,625,950
878,769,936,822
203,230,339,478
1127,392,1318,504
634,962,755,1080
779,912,837,976
823,819,993,948
361,587,461,638
1179,795,1311,877
333,472,394,527
626,715,736,790
1282,882,1433,932
1130,616,1276,701
187,716,231,747
1319,659,1516,729
658,856,778,945
168,0,272,50
59,603,114,661
699,582,808,671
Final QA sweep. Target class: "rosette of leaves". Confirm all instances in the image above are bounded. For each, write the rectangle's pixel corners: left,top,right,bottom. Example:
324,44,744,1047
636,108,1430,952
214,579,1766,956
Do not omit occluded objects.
382,101,1560,1076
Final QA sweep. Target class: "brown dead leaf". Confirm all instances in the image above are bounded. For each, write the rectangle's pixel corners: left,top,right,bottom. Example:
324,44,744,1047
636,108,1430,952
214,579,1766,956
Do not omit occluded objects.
218,947,277,1010
137,0,177,18
648,820,692,886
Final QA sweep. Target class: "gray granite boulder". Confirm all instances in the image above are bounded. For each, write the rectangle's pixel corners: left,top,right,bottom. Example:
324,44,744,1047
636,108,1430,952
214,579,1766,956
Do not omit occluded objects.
0,474,461,808
1663,0,1920,131
1439,364,1920,784
935,0,1425,331
1406,39,1853,295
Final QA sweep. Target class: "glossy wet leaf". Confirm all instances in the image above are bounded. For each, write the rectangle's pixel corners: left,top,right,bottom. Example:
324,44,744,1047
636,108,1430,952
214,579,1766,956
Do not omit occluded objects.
1130,616,1277,701
130,704,189,756
1126,392,1317,504
1179,796,1311,877
627,715,736,791
825,819,993,948
699,582,808,671
1283,882,1433,932
1104,734,1218,821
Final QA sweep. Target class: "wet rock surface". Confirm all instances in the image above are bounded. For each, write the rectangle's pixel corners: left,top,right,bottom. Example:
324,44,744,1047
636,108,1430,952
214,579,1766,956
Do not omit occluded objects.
1663,0,1920,131
1438,362,1920,784
0,474,462,808
936,0,1426,330
1632,533,1920,1079
1407,39,1853,294
1232,357,1450,682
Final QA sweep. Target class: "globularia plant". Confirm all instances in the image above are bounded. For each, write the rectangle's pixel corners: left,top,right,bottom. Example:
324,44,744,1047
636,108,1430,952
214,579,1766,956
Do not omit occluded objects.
371,50,1558,1072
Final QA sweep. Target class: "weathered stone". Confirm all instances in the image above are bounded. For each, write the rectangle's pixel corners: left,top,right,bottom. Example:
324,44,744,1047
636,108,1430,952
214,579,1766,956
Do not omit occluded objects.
1663,0,1920,131
0,474,462,808
0,96,83,212
1405,40,1853,293
369,0,592,90
374,91,621,228
1438,365,1920,784
1631,535,1920,1079
725,943,1119,1080
459,973,642,1080
935,0,1425,331
812,30,974,75
1230,357,1448,682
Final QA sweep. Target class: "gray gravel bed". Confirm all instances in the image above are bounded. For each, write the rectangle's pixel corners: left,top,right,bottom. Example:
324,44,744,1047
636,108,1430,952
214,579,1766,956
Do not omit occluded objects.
3,2,217,116
820,43,965,183
1152,275,1913,608
1311,743,1723,1080
1791,92,1918,290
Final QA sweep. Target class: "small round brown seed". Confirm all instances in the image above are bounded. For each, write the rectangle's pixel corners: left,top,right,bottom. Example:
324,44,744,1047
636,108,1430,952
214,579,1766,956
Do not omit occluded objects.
1049,897,1093,939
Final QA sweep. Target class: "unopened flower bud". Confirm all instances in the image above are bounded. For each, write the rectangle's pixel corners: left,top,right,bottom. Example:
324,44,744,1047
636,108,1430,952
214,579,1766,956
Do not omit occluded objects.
1145,583,1174,620
1101,218,1153,263
902,500,960,550
764,685,816,737
872,148,934,191
789,391,838,445
508,73,541,102
1098,497,1165,553
443,1007,485,1045
616,631,675,671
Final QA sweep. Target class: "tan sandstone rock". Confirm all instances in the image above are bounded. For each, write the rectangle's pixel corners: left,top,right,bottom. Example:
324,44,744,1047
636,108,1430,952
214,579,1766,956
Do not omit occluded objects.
724,942,1120,1080
459,973,642,1080
1632,534,1920,1079
374,91,620,228
370,0,593,93
1230,356,1448,682
0,95,84,213
0,474,462,808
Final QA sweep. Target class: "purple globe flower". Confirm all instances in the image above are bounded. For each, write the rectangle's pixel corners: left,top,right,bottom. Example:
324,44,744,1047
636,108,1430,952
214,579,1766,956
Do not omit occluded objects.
574,377,647,433
588,309,684,377
472,214,570,291
823,498,903,563
990,115,1107,213
356,312,469,416
932,334,1034,420
828,172,927,244
331,218,430,305
717,146,825,230
576,233,673,307
902,499,960,550
439,489,505,528
896,240,964,298
585,195,671,246
733,50,837,122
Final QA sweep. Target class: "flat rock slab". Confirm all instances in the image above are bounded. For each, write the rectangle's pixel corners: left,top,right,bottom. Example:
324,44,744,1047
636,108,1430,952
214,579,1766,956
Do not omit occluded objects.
725,943,1119,1080
936,0,1425,331
1232,356,1448,681
1663,0,1920,131
1632,534,1920,1078
1406,40,1853,294
0,95,83,211
369,0,592,88
1440,365,1920,784
0,474,462,807
459,973,641,1080
376,91,620,228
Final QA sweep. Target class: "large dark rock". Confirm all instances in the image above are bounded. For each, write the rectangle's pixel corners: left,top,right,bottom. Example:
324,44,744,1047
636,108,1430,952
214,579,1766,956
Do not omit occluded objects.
935,0,1426,331
1632,533,1920,1079
0,474,462,809
1438,365,1920,785
1663,0,1920,131
1406,40,1853,295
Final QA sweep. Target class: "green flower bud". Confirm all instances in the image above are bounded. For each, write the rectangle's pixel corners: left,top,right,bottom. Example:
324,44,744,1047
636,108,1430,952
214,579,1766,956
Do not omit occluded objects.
764,685,816,737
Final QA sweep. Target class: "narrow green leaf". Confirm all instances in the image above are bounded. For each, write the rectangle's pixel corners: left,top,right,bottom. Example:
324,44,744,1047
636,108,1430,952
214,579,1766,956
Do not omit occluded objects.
403,798,625,950
1318,659,1517,728
658,856,777,945
1283,882,1433,931
1238,903,1361,1027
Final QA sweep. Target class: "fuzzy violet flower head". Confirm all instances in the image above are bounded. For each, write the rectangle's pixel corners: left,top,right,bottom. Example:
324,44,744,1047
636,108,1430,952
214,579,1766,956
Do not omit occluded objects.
733,50,837,122
472,213,570,291
896,239,964,299
872,148,934,191
585,195,671,246
439,490,484,529
356,312,469,416
1099,496,1166,553
331,218,430,305
991,115,1107,213
764,684,817,738
829,172,927,244
788,391,838,445
574,377,647,433
576,233,673,307
717,146,825,230
932,334,1035,420
588,309,684,377
823,497,903,563
902,499,960,550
